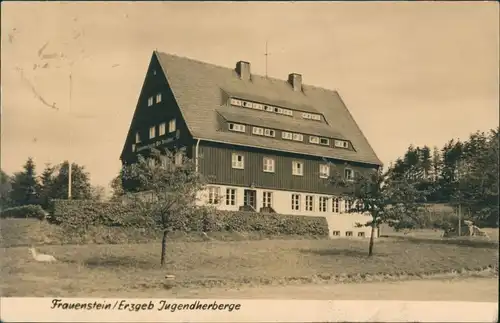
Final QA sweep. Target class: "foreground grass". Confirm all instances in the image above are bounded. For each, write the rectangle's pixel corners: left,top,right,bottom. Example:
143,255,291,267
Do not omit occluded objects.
1,237,498,297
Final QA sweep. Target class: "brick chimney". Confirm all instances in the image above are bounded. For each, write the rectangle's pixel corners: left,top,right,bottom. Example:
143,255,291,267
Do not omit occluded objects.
288,73,302,92
236,61,251,81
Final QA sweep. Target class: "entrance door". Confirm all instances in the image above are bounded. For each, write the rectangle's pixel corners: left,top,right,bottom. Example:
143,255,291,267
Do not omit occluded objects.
244,189,257,210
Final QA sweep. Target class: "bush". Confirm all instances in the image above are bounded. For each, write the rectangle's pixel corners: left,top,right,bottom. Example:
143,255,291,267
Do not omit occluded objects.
51,200,329,237
0,205,46,220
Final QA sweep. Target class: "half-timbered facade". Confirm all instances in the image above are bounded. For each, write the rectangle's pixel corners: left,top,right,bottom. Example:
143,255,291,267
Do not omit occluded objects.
120,51,383,238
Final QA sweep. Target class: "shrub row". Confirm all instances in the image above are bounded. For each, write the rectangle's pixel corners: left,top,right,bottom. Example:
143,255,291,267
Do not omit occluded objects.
0,205,46,220
50,199,329,237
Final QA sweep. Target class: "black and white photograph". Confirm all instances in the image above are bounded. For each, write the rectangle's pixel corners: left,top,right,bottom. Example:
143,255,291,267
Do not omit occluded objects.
1,1,498,321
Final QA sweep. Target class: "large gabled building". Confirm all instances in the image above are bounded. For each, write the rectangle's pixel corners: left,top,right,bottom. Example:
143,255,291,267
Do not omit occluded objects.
120,51,383,238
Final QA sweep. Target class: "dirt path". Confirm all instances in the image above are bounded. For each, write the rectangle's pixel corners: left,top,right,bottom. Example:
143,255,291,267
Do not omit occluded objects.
101,277,499,301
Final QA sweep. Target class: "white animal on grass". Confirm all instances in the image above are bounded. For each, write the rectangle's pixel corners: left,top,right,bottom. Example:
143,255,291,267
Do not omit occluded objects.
29,246,57,262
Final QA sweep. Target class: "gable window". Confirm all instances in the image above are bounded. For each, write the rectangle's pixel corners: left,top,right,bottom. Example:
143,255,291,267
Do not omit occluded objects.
344,168,354,181
159,122,166,136
292,161,303,176
149,126,156,139
156,93,162,103
230,98,243,106
335,140,349,149
332,197,340,213
264,129,275,137
263,157,275,173
305,195,314,211
153,70,157,75
207,186,220,204
169,119,176,133
228,123,246,133
320,138,330,146
135,132,141,143
319,164,330,178
292,133,303,142
132,144,136,152
309,136,320,144
262,191,273,208
232,153,244,169
226,188,236,206
252,127,264,135
291,194,301,211
319,196,328,212
282,132,293,140
148,96,154,106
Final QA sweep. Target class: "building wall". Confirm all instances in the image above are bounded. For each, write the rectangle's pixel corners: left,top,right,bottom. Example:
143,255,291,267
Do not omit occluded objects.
196,184,377,239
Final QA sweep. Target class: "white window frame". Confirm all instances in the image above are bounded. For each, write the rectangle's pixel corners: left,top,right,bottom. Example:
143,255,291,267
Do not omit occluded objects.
148,96,154,106
149,126,156,139
319,164,330,178
263,157,275,173
319,196,328,212
207,186,221,205
332,197,340,213
228,123,246,133
335,140,349,148
344,168,354,181
262,191,273,208
291,194,301,211
292,161,303,176
232,153,244,169
264,105,274,112
283,109,293,116
282,132,293,140
135,132,141,143
252,103,264,110
302,112,312,119
225,188,236,206
264,129,275,137
156,93,162,103
230,98,243,106
252,127,264,135
312,114,321,121
159,122,166,136
292,133,303,141
320,138,330,146
309,136,320,144
169,119,176,133
305,195,314,211
242,101,253,108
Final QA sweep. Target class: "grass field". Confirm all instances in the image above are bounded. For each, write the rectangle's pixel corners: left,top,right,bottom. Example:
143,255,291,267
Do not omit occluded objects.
2,234,498,296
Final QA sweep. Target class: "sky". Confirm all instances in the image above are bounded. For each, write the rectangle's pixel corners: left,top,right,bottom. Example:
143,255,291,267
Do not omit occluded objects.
1,2,499,194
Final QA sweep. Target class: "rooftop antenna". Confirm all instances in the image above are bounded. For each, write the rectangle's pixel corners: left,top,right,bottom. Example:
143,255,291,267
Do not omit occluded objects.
265,40,271,78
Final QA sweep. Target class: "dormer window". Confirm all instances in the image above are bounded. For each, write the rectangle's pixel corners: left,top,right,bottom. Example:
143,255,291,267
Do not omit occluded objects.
230,98,243,106
292,133,303,142
264,105,274,112
320,138,329,146
282,132,293,140
264,129,275,137
309,136,320,144
335,140,349,149
228,123,246,133
242,101,253,108
312,114,321,121
252,103,264,110
252,127,264,135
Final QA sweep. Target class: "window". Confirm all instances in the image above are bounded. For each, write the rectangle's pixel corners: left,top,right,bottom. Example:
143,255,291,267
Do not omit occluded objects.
312,114,321,121
252,103,264,110
226,188,236,206
335,140,349,149
264,129,275,137
291,194,301,211
149,126,156,139
282,132,293,140
263,157,275,173
345,231,353,237
228,123,246,133
264,105,274,112
302,112,312,119
332,197,340,213
292,161,303,176
346,199,353,212
232,153,244,169
169,119,176,133
358,232,365,238
135,132,141,143
132,144,136,152
159,122,166,136
309,136,320,144
332,231,340,236
344,168,354,181
283,109,293,116
263,191,273,208
252,127,264,135
319,196,328,212
320,138,329,146
148,96,153,106
174,152,183,166
230,98,242,106
305,195,314,211
319,164,330,178
156,93,162,103
292,133,303,142
153,70,157,75
276,107,283,114
207,186,220,204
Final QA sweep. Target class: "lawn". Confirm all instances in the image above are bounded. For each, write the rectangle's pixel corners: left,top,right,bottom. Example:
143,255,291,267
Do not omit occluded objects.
1,236,498,297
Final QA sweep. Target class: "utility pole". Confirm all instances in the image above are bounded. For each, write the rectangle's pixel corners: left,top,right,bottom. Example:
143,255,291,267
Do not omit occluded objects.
68,71,73,199
264,41,270,78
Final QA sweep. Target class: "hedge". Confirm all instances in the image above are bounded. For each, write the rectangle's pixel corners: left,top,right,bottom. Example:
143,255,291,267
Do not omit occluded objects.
50,199,329,237
0,205,47,220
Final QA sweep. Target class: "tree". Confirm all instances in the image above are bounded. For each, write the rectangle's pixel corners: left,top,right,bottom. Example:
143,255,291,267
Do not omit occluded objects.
38,163,56,209
90,185,106,201
48,161,92,200
109,170,126,202
122,148,208,267
0,169,12,209
9,157,40,207
329,166,429,256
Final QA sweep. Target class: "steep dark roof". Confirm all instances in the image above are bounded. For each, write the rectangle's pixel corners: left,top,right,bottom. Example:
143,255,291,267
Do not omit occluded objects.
155,51,382,166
